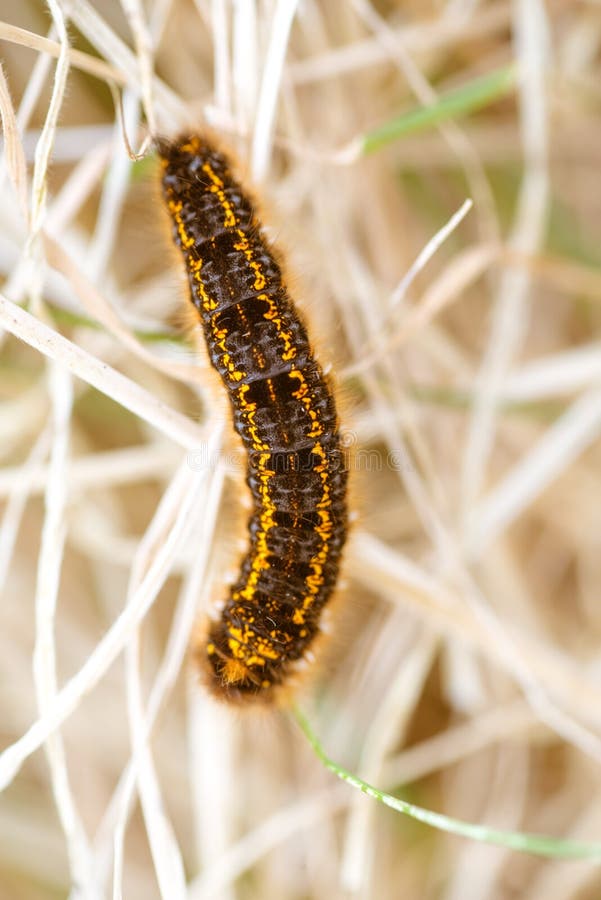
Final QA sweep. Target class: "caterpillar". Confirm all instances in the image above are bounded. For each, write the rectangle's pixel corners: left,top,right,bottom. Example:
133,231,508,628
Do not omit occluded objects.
158,135,348,703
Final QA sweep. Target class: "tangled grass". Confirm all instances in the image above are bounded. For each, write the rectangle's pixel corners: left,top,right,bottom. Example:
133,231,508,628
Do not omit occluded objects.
1,1,601,898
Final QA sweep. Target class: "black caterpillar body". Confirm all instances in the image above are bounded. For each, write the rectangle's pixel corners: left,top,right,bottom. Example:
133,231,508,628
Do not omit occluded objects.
159,135,348,702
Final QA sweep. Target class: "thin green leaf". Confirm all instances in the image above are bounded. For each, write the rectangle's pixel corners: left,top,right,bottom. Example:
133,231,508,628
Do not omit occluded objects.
294,708,601,861
362,64,517,155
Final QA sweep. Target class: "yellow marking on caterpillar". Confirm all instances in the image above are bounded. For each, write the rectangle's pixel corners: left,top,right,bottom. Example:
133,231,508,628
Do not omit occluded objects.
233,229,267,291
168,199,195,250
235,384,270,452
188,255,219,312
289,369,324,438
165,194,219,313
179,137,201,154
299,442,334,613
261,293,296,361
266,379,277,405
234,451,277,609
202,162,236,229
227,624,280,667
212,323,245,383
222,658,252,685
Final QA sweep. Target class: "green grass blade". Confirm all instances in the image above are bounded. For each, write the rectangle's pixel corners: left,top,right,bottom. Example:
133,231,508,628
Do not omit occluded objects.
293,708,601,861
362,64,517,155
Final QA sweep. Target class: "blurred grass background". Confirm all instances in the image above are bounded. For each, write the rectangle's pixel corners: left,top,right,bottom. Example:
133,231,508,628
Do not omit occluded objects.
1,1,601,898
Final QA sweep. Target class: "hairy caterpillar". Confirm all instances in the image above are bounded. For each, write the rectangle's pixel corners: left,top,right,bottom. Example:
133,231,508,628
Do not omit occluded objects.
158,135,348,703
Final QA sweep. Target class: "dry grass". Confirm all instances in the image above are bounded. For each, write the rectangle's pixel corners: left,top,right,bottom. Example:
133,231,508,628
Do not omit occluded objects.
1,1,601,898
